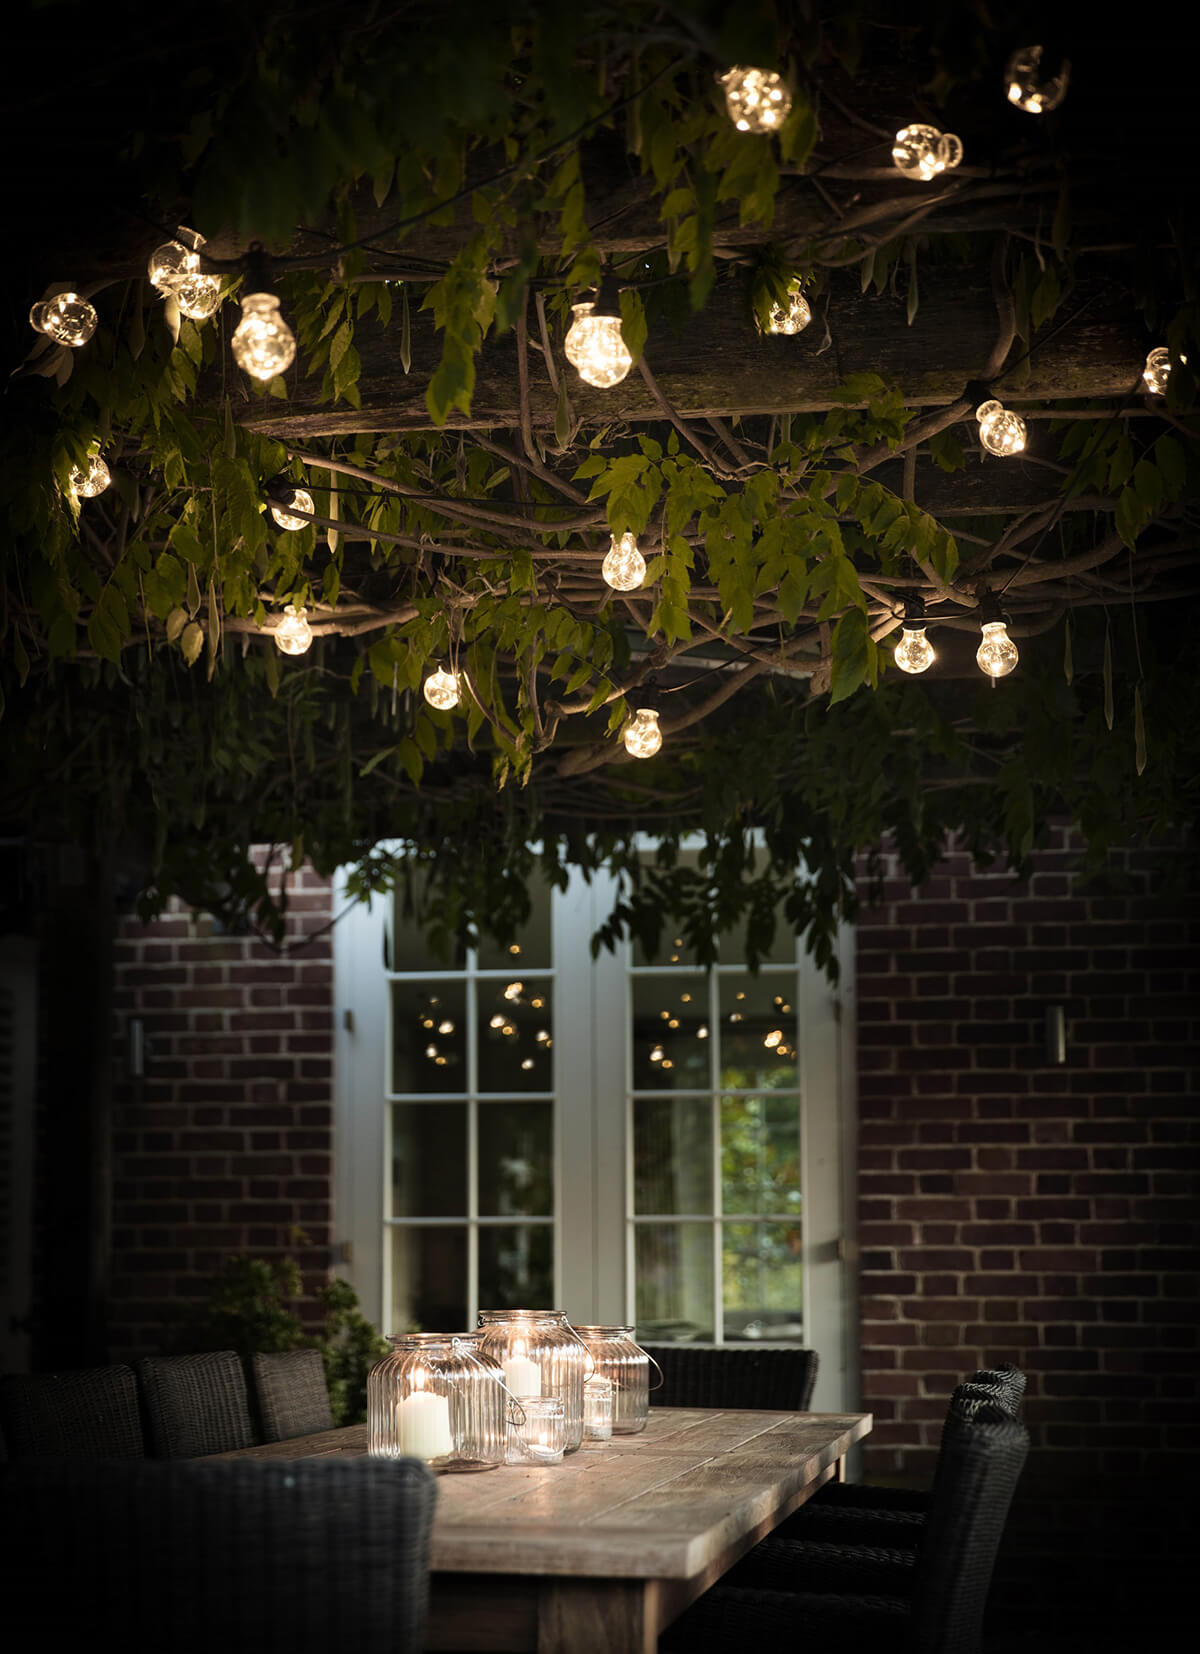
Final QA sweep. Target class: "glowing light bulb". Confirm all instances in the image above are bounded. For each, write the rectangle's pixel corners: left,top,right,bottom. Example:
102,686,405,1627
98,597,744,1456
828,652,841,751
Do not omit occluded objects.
29,292,98,347
175,275,223,321
602,531,646,592
1005,46,1070,114
976,399,1027,457
977,620,1019,678
70,455,111,499
231,292,296,381
269,488,315,531
720,67,792,133
650,1044,664,1063
148,227,222,319
622,707,663,758
423,667,460,710
564,301,632,389
892,124,963,181
894,623,935,675
1142,348,1172,396
274,604,313,656
766,287,812,335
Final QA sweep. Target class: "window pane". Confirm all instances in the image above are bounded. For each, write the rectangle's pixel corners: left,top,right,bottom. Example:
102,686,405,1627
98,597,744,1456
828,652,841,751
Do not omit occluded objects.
478,1224,554,1309
478,1102,554,1216
391,980,467,1093
633,1097,712,1215
632,927,709,968
717,973,797,1090
392,1103,465,1217
720,1093,802,1216
722,1222,804,1341
634,1224,714,1342
477,978,552,1091
389,1225,467,1333
391,874,466,971
631,973,710,1090
476,878,552,969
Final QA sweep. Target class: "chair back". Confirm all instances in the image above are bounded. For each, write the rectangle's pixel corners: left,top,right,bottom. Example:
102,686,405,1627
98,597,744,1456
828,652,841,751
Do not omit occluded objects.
251,1349,334,1442
0,1365,145,1460
137,1351,255,1458
642,1343,818,1411
969,1363,1025,1415
2,1456,438,1651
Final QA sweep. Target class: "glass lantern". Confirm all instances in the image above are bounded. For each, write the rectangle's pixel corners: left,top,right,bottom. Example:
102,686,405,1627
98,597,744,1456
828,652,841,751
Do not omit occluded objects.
505,1396,567,1465
367,1332,506,1471
573,1325,659,1435
476,1309,593,1454
584,1375,614,1442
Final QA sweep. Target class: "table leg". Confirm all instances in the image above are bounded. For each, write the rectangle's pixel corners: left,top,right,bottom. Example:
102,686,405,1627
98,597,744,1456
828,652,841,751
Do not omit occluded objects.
537,1578,660,1654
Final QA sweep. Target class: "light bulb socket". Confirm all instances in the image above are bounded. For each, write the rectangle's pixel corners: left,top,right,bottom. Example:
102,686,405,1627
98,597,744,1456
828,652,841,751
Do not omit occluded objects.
265,475,300,507
964,380,996,415
591,270,623,320
241,243,276,300
977,590,1010,628
902,594,927,626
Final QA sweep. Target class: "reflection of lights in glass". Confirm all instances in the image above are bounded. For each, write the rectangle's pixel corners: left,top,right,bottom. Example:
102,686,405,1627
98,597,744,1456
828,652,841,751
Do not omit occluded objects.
521,1058,535,1071
668,1018,680,1029
423,1018,434,1029
764,1029,783,1048
435,1055,447,1066
423,666,460,710
509,943,521,955
425,1044,438,1059
489,1014,505,1029
680,993,691,1003
720,67,792,133
504,982,523,1002
670,955,679,964
438,1020,454,1034
730,1012,743,1023
530,996,545,1009
501,1023,515,1037
698,1026,709,1040
650,1045,664,1063
660,1011,670,1022
29,292,98,347
736,992,745,1000
661,1059,673,1070
536,1030,550,1043
622,707,662,758
892,123,963,181
1005,45,1070,113
781,1003,791,1014
430,997,440,1006
602,531,647,592
273,604,313,656
976,399,1027,457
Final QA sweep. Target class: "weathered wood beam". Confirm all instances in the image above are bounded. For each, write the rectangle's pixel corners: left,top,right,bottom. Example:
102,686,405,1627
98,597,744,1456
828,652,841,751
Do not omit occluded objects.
238,267,1143,442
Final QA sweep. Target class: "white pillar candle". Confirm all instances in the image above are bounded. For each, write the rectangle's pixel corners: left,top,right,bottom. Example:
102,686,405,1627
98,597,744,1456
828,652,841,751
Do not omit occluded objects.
503,1354,541,1397
397,1388,453,1459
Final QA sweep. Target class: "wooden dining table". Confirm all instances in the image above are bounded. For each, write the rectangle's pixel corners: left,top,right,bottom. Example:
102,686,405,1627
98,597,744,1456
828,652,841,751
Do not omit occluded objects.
215,1405,872,1653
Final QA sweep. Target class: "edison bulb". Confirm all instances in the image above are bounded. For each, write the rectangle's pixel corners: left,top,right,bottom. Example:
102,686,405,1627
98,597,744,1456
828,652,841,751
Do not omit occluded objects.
148,227,223,320
977,620,1019,678
564,302,632,389
892,124,963,181
423,666,461,710
270,488,315,531
894,623,935,675
767,288,812,335
1143,348,1172,396
174,275,223,320
1005,46,1070,114
274,604,313,656
720,67,792,133
602,531,646,592
231,292,296,381
29,292,98,347
977,400,1027,457
622,707,663,758
69,455,111,499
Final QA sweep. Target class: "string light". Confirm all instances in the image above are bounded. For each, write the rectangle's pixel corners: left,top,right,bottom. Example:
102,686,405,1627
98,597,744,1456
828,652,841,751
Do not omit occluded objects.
423,666,461,710
622,707,662,758
720,68,792,133
231,248,296,381
147,227,222,320
602,531,646,592
892,124,963,181
976,399,1027,457
893,597,935,675
564,272,631,389
976,594,1019,679
1005,46,1070,114
29,292,98,347
69,454,111,499
269,486,315,531
1142,349,1173,396
766,285,812,336
273,604,313,656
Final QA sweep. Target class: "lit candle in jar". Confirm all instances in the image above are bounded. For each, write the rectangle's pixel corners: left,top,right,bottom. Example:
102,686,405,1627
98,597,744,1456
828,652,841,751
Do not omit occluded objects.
396,1376,453,1460
503,1340,541,1397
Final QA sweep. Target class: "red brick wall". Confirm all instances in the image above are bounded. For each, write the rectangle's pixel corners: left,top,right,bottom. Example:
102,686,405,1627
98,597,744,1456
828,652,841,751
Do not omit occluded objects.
107,868,336,1357
854,826,1199,1627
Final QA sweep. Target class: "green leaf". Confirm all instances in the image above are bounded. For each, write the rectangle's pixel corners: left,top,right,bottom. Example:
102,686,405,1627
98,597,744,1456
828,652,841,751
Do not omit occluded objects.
828,608,875,704
1115,487,1143,550
166,606,189,643
223,398,237,460
618,289,648,365
181,621,205,666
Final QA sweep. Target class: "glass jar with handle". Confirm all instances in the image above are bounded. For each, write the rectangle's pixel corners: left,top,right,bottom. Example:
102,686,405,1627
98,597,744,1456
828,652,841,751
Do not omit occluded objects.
476,1309,593,1454
367,1332,506,1470
572,1325,661,1434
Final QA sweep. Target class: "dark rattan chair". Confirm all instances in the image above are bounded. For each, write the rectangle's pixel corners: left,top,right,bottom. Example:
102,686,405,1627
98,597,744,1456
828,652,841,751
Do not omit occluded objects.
0,1365,145,1460
662,1400,1030,1654
643,1342,819,1411
251,1349,334,1441
137,1350,256,1458
2,1456,438,1652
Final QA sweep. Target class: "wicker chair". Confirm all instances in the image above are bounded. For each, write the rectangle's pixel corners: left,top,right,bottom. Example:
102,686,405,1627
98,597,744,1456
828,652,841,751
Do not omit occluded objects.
662,1399,1030,1654
0,1365,145,1460
643,1343,819,1411
250,1349,334,1442
2,1456,438,1652
137,1351,256,1458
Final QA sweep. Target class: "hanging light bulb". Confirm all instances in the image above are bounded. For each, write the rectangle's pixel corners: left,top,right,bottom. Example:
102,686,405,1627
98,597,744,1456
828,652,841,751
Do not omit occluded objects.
719,67,792,133
976,595,1019,678
28,292,98,348
602,531,646,592
423,666,461,710
976,399,1027,458
273,604,313,656
231,247,296,381
69,454,111,499
269,486,315,531
1142,348,1173,396
892,124,963,181
147,226,222,319
564,272,632,389
766,285,812,336
893,597,935,675
1005,46,1070,114
622,707,663,758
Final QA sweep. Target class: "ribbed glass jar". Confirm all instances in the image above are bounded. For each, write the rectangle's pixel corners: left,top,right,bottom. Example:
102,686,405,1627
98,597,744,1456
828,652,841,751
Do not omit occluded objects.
367,1332,505,1471
573,1325,652,1434
476,1309,591,1454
